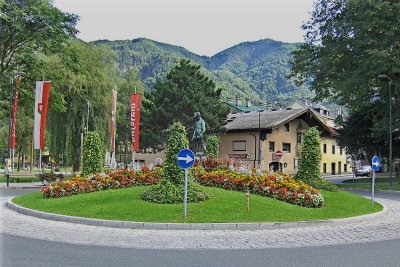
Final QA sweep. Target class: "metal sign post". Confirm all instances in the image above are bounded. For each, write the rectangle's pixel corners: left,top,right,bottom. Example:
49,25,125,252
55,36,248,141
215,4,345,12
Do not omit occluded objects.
275,150,283,172
177,149,195,221
371,156,380,206
183,168,188,219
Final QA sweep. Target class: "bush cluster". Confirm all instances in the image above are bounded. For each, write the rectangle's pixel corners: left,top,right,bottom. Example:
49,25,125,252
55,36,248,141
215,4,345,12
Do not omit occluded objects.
141,122,210,204
140,179,209,204
82,132,103,175
205,135,220,158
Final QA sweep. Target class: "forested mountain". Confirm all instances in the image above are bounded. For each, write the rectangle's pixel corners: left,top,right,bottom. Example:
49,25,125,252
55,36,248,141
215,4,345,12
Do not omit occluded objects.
96,38,313,103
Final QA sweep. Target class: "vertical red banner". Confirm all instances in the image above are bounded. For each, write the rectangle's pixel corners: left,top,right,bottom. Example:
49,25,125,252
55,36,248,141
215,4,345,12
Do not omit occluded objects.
10,91,19,150
130,94,141,152
110,89,117,152
39,81,51,150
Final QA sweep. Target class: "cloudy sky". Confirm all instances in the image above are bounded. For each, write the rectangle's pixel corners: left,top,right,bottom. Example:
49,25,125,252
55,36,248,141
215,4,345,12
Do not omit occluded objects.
54,0,315,56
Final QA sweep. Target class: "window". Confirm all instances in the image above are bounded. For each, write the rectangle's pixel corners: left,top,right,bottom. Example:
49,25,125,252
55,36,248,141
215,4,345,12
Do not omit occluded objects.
297,133,302,143
284,123,289,132
340,147,343,155
323,163,327,173
282,143,291,153
332,145,336,154
323,144,327,153
269,141,275,152
233,141,246,151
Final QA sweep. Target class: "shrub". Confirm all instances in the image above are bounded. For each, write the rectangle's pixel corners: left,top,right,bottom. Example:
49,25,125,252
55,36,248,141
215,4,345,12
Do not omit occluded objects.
82,131,103,175
162,122,188,185
296,127,338,191
141,122,210,203
205,135,220,158
140,179,209,204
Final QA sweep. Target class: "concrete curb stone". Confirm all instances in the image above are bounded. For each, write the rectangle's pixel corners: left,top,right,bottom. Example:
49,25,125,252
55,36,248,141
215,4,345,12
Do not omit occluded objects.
6,197,388,231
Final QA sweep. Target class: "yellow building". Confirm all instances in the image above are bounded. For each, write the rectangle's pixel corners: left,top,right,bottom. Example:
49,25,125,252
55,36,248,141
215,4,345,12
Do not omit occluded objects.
219,107,350,176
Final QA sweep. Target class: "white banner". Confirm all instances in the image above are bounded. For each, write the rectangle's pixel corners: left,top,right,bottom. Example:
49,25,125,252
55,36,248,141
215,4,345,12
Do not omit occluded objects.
33,82,44,149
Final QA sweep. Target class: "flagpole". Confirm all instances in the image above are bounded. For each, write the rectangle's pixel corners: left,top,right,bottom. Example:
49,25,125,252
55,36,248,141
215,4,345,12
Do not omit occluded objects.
131,148,135,170
11,149,14,172
30,132,34,172
80,131,83,173
39,149,42,174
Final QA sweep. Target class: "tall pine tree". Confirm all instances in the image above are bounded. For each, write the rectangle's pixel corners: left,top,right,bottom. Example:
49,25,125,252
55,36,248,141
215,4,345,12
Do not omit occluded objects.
141,59,229,150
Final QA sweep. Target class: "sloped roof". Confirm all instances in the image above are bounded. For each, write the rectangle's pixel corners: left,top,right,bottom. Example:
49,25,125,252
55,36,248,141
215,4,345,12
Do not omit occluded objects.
225,107,336,135
226,108,307,131
224,101,260,112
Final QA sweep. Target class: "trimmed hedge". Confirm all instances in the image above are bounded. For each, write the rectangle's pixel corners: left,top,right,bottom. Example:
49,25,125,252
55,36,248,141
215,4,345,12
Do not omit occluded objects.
82,132,103,175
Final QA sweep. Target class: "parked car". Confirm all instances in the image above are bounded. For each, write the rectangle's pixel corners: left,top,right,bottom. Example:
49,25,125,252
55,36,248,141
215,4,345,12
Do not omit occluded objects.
356,166,372,177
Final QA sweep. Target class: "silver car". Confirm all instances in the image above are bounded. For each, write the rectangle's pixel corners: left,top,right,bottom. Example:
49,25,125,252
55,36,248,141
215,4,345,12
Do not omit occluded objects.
356,166,372,177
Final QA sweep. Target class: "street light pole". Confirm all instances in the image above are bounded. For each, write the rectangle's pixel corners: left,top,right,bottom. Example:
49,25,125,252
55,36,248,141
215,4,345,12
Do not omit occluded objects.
258,108,261,166
377,74,393,188
7,76,13,160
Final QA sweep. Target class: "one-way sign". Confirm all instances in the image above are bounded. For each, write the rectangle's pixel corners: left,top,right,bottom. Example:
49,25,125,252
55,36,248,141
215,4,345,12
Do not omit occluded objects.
372,156,380,172
177,149,195,169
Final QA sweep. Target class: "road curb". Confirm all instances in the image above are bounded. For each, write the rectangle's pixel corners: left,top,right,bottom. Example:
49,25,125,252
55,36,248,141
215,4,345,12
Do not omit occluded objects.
6,197,388,231
0,186,44,189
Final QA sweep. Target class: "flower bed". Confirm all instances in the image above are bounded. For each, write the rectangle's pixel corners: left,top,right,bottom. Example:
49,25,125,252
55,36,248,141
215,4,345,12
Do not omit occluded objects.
194,169,324,208
41,168,162,198
41,166,324,208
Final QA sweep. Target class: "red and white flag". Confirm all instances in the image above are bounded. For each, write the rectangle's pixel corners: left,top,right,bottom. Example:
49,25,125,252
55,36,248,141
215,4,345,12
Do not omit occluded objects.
33,81,51,150
130,94,141,152
10,90,19,150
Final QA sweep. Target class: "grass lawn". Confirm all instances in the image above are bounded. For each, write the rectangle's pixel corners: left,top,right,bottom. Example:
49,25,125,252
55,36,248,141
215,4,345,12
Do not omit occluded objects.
12,186,383,223
340,177,400,191
0,177,41,183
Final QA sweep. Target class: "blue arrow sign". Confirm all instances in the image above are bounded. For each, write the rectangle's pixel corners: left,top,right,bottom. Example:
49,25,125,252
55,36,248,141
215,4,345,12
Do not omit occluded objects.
177,149,195,169
372,156,380,172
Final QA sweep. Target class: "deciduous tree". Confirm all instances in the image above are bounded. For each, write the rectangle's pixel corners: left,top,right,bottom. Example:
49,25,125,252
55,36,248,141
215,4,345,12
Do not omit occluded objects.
290,0,399,159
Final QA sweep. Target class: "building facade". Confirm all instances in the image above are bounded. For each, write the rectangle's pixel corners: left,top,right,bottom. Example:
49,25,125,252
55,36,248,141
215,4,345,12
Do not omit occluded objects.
219,108,350,176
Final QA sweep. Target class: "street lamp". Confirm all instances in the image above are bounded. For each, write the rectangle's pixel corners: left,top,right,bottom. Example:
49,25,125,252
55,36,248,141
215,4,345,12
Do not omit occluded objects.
256,101,270,167
377,74,393,188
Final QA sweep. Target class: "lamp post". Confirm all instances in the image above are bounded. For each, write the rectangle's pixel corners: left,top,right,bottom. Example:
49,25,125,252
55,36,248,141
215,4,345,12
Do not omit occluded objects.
256,101,270,167
377,74,393,188
7,76,13,160
258,106,261,166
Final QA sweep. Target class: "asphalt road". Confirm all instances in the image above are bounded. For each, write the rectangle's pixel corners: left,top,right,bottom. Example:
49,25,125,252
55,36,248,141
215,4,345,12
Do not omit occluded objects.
1,188,400,267
1,233,400,267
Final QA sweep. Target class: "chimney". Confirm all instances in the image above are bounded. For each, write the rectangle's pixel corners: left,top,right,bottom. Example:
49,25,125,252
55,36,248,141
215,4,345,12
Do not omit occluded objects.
235,96,242,106
246,97,251,107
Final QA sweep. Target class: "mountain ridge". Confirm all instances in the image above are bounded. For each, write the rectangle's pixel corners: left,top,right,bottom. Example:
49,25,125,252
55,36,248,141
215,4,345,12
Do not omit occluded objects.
95,37,313,103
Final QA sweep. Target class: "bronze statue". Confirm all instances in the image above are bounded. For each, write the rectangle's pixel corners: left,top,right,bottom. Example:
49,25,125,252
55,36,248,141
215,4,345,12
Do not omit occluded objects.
192,112,207,155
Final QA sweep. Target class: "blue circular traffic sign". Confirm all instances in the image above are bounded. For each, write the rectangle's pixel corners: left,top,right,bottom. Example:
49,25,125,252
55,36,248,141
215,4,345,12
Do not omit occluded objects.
372,156,380,172
177,149,195,169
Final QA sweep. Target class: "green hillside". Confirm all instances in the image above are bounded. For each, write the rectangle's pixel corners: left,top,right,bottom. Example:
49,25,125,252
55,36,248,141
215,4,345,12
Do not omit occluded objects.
96,38,313,103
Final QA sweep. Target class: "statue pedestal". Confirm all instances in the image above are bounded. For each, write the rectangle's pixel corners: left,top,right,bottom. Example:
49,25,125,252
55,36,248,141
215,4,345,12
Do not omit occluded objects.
195,152,206,160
